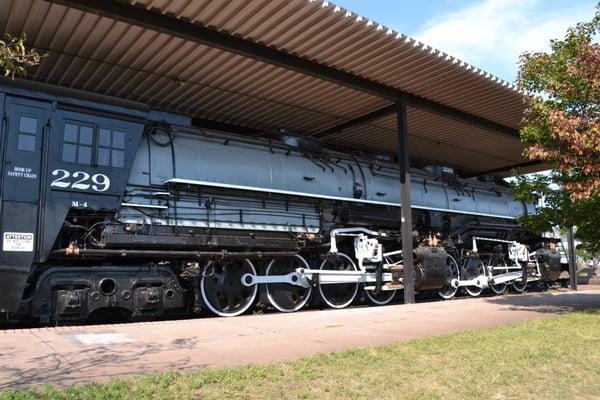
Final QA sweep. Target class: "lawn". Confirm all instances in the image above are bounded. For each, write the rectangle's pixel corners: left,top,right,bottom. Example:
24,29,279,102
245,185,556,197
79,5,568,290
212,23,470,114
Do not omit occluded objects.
2,311,600,400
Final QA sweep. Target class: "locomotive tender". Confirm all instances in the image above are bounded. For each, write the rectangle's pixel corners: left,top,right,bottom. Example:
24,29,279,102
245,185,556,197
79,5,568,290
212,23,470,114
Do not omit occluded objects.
0,80,561,324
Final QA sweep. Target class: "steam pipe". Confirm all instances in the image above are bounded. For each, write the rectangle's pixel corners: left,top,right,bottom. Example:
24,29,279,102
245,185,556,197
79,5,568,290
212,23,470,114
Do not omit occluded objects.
52,246,297,259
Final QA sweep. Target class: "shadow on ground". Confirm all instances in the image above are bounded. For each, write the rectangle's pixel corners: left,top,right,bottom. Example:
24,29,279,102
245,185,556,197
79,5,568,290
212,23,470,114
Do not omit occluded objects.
485,291,600,314
0,337,206,390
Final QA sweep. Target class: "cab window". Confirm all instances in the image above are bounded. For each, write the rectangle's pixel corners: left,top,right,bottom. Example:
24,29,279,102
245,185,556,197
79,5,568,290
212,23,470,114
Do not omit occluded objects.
17,115,38,152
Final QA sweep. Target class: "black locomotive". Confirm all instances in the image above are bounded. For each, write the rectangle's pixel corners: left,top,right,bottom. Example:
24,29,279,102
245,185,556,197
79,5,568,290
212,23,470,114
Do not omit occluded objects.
0,80,561,324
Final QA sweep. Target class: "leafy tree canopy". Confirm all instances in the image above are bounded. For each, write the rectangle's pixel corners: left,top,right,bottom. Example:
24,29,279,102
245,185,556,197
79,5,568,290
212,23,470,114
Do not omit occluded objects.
513,5,600,254
0,33,44,78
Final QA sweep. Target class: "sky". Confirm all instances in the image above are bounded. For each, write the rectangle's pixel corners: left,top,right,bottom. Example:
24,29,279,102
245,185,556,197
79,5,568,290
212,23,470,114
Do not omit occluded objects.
333,0,598,83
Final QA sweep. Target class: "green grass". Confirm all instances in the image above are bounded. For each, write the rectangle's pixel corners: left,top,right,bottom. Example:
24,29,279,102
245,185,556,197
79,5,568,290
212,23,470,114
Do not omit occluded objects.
3,311,600,400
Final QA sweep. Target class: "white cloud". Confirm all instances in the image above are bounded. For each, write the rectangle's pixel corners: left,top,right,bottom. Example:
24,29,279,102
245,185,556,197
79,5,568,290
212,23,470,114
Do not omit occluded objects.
414,0,596,82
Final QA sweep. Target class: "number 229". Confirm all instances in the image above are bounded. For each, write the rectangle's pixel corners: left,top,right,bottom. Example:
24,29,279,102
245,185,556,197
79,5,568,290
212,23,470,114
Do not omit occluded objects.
50,169,110,192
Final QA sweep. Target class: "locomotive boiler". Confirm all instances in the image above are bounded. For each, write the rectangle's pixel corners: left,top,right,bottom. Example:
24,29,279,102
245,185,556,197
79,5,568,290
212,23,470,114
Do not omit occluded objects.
0,80,554,324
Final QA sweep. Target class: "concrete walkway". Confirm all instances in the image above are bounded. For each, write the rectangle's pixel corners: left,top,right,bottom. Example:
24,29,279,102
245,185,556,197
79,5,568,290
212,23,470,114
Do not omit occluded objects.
1,288,599,390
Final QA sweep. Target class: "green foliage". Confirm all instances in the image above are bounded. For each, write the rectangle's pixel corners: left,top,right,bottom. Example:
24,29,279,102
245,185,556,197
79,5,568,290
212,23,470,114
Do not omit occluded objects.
512,173,600,254
0,34,44,79
514,5,600,254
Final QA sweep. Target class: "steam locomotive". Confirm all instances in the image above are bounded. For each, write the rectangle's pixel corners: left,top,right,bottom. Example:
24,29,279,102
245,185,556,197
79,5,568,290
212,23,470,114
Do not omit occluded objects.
0,80,563,324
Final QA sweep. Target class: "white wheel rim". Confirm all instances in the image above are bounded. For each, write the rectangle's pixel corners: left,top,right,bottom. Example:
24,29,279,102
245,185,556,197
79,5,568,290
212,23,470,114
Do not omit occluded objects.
490,260,508,295
439,255,459,300
365,288,396,305
512,283,527,292
265,254,312,312
512,279,527,292
365,256,396,305
200,259,258,317
465,286,483,296
465,260,484,297
318,252,359,309
512,265,528,292
490,283,507,294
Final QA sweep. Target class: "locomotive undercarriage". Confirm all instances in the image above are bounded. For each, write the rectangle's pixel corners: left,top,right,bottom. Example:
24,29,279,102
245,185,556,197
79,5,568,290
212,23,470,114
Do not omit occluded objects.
11,212,563,324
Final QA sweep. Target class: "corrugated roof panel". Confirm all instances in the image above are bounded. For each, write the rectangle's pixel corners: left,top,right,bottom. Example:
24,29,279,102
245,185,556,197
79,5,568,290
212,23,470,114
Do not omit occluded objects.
129,0,524,127
0,0,539,176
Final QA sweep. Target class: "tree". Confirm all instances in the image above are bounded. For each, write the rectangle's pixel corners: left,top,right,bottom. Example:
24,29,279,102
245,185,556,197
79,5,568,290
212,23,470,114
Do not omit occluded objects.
0,34,44,78
513,5,600,254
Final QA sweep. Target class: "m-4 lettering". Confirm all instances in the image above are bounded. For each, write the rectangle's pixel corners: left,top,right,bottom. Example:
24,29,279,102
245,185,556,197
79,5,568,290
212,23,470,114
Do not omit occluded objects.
50,169,110,192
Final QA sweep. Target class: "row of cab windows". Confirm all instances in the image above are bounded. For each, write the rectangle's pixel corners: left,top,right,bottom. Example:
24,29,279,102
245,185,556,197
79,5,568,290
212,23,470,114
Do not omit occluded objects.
15,115,125,168
62,122,125,167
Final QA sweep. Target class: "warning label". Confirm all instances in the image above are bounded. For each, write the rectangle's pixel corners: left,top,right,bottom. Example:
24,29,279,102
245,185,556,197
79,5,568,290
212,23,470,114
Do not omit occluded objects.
2,232,34,252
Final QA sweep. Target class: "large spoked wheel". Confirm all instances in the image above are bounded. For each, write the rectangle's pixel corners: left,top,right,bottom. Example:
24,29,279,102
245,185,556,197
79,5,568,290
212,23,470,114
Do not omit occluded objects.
511,265,528,293
364,256,397,306
489,258,508,295
318,252,359,309
438,255,460,300
465,260,485,297
200,259,258,317
265,255,312,313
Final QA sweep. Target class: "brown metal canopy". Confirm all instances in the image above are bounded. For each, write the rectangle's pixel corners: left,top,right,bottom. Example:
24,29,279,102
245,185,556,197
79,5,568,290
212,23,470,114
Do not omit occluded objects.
0,0,544,176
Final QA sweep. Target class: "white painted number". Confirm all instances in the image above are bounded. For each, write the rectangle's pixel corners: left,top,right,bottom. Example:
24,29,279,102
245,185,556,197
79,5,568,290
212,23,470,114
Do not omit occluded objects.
50,169,71,188
50,169,111,192
91,173,110,192
71,171,91,190
50,169,70,188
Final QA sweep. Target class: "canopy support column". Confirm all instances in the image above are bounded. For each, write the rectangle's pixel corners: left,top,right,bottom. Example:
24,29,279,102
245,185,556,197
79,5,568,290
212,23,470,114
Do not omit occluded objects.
567,226,577,291
396,99,415,304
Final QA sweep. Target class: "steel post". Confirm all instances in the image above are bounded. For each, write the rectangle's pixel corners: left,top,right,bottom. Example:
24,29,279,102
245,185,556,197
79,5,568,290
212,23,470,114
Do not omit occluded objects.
567,226,578,290
396,99,415,304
